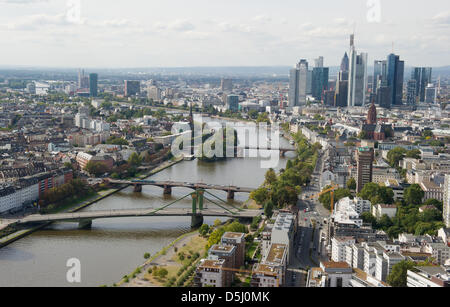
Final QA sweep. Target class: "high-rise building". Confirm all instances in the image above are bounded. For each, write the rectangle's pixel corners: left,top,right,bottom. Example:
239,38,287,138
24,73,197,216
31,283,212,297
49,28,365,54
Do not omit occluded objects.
315,56,324,68
373,60,387,92
348,35,368,107
386,54,404,106
226,95,239,111
376,86,392,109
340,53,349,72
335,80,348,107
406,80,417,105
78,69,89,89
356,147,374,193
444,176,450,228
89,73,98,97
312,67,329,101
412,67,432,102
288,60,309,107
147,85,161,101
124,80,141,97
425,84,437,104
221,78,233,92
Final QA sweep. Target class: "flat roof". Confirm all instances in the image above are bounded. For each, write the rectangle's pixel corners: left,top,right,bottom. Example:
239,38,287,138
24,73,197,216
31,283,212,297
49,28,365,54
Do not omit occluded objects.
222,232,245,239
266,244,287,264
321,262,351,269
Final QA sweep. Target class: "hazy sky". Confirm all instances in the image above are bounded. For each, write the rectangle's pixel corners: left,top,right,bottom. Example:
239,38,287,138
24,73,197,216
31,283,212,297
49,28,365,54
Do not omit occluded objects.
0,0,449,68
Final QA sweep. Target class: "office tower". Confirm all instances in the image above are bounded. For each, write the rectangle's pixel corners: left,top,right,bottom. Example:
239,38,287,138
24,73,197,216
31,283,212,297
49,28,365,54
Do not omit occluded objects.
315,56,324,68
148,85,161,101
306,70,313,95
406,80,417,105
356,147,374,193
340,52,349,72
78,69,89,89
412,67,433,102
373,60,387,91
444,176,450,228
288,59,308,107
425,84,437,104
124,80,141,97
387,53,404,106
89,73,98,97
312,67,329,101
335,80,348,107
376,86,392,109
323,90,335,106
221,78,233,92
348,35,368,107
226,95,239,111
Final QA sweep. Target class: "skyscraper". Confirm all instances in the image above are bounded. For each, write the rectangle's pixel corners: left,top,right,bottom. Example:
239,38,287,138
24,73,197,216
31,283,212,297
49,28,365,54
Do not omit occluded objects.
373,60,387,92
288,60,309,107
347,35,368,107
387,53,405,106
444,175,450,228
315,56,324,68
221,78,233,92
340,52,349,72
406,80,417,105
78,69,89,90
425,84,437,104
89,73,98,97
412,67,432,102
124,80,141,97
376,86,392,109
356,147,374,193
312,67,329,101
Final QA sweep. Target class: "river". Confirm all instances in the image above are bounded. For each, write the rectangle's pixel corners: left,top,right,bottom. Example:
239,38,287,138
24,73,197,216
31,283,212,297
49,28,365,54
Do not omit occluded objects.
0,121,294,287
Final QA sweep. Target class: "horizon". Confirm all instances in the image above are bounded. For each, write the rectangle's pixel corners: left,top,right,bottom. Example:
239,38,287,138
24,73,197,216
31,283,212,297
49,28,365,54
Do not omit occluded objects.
0,0,449,68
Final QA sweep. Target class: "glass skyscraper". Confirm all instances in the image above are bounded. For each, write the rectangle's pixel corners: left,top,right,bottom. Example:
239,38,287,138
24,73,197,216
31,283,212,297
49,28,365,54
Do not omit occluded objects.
288,59,308,107
89,73,98,97
386,53,404,106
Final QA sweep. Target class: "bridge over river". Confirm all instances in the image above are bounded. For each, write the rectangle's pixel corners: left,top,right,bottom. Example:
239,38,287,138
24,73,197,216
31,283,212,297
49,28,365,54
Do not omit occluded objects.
14,189,261,229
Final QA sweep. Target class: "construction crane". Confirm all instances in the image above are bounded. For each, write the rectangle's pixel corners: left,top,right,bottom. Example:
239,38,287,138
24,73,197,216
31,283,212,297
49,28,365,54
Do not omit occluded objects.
304,184,339,213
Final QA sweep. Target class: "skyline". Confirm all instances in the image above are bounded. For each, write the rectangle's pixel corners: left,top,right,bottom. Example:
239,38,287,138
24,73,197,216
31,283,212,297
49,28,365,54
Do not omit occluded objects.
0,0,449,68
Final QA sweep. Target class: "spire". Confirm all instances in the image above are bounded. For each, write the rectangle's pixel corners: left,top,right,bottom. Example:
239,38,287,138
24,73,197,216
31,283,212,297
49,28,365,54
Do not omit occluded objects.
367,98,377,125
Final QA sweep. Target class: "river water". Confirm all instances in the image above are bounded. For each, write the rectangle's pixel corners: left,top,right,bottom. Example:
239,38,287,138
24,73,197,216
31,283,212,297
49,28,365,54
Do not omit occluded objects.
0,121,294,287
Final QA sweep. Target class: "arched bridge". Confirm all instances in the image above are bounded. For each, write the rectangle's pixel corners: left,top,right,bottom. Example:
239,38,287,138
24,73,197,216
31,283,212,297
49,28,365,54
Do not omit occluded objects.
107,179,255,199
17,190,261,229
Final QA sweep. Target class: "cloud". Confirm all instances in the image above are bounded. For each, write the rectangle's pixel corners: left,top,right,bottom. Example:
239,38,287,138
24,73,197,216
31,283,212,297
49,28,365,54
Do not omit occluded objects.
430,11,450,26
4,13,72,30
0,0,48,4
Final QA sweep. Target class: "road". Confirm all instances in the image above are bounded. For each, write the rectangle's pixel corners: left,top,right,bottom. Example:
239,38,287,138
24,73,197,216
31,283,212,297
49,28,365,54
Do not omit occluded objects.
288,150,331,284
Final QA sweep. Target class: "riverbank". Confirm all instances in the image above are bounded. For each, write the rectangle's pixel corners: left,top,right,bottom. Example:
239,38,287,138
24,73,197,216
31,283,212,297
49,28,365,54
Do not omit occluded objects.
117,230,205,287
0,156,184,249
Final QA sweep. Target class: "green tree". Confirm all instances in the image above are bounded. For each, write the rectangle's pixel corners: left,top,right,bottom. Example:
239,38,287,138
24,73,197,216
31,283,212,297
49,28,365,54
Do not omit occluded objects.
84,161,109,177
346,178,356,190
404,184,425,206
387,147,407,167
387,261,416,287
250,187,269,205
199,224,210,236
406,149,421,159
264,201,274,218
128,152,143,167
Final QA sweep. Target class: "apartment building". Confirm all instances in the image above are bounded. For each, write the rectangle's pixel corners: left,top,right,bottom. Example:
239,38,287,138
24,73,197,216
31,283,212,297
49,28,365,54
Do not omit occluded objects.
194,259,227,288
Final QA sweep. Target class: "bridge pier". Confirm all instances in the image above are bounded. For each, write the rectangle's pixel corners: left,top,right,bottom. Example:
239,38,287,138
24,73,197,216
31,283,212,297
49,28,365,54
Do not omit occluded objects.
227,190,235,200
163,186,172,195
78,219,92,230
133,184,143,193
191,214,204,228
